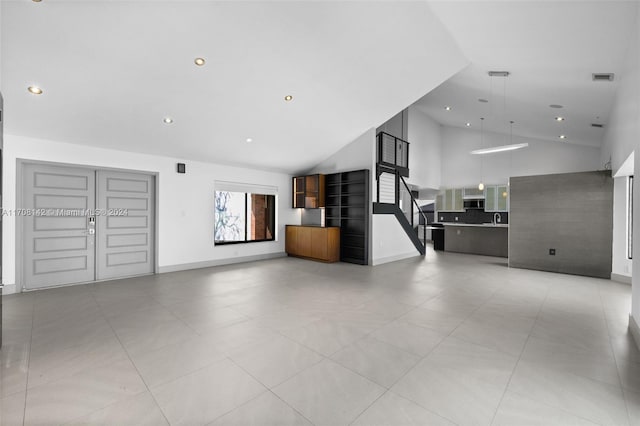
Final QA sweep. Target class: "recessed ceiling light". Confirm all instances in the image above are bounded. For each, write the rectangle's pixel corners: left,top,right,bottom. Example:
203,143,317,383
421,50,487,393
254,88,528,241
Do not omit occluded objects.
465,123,471,127
444,106,452,111
478,98,489,103
28,86,43,95
284,95,293,101
246,138,253,143
555,116,565,121
163,117,173,124
549,104,563,109
194,57,205,66
559,135,567,139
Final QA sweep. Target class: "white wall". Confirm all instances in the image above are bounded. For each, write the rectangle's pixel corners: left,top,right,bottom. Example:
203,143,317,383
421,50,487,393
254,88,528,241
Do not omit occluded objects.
2,134,299,293
599,4,640,343
440,126,601,188
308,128,375,176
601,8,640,173
407,106,442,191
612,176,633,282
371,214,419,265
634,151,640,338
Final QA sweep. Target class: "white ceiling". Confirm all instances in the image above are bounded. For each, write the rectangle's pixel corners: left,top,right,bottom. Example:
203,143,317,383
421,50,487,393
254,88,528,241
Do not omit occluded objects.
1,0,467,174
416,0,639,148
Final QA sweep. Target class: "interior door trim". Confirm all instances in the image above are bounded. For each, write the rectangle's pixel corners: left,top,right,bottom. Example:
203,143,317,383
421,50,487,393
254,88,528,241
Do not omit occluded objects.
16,159,159,291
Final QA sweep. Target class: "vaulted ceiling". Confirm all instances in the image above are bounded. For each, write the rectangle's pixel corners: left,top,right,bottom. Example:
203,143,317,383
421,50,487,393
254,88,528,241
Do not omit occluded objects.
1,0,467,173
417,0,638,149
3,1,637,172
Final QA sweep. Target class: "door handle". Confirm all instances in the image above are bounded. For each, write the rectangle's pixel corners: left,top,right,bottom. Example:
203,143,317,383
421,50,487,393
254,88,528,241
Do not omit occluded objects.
85,229,95,235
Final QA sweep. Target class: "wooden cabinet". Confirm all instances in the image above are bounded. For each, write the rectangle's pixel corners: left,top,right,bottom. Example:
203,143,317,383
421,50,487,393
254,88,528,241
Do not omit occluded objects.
285,225,339,262
292,174,325,208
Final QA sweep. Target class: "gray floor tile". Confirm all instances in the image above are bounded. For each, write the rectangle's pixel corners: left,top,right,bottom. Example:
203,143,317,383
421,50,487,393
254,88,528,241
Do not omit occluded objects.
273,359,385,426
331,336,420,388
351,391,455,426
209,391,312,426
151,358,266,425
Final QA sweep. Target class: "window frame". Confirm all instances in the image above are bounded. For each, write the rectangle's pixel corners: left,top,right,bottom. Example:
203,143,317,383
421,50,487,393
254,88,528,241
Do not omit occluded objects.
214,190,276,246
628,175,633,260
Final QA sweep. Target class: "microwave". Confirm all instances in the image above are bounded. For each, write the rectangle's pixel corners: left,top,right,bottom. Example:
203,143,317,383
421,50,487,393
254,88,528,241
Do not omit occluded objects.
463,199,484,210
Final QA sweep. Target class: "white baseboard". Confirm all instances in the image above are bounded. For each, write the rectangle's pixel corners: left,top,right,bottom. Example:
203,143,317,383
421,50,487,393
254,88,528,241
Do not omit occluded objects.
372,251,420,266
1,284,17,295
611,272,632,285
630,315,640,352
158,252,287,273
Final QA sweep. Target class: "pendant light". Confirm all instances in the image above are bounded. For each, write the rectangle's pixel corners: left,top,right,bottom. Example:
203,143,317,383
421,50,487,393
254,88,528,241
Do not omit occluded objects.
470,71,528,156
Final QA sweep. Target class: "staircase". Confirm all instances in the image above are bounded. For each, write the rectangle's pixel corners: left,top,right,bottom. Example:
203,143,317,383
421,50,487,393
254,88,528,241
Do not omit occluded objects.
373,132,427,255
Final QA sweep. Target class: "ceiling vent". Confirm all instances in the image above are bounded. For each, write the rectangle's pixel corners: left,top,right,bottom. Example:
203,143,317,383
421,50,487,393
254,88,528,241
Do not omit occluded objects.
592,73,614,81
591,123,605,128
488,71,510,77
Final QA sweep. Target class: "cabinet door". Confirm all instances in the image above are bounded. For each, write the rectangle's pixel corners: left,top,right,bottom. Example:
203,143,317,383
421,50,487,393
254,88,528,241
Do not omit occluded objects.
304,175,318,208
317,174,326,208
285,226,298,255
298,227,312,257
453,188,464,211
310,228,328,260
293,177,305,208
485,186,497,211
497,185,508,211
435,194,444,212
444,189,453,211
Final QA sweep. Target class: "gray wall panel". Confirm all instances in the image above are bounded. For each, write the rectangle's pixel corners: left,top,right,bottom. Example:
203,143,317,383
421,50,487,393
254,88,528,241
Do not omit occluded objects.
509,170,613,278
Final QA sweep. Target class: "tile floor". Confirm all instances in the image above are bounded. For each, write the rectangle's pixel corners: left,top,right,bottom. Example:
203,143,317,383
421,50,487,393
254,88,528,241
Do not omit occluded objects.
1,249,639,425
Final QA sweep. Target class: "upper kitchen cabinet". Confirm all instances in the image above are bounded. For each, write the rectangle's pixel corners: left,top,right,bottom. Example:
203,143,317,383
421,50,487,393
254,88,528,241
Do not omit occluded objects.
437,188,463,212
292,174,325,208
485,184,509,212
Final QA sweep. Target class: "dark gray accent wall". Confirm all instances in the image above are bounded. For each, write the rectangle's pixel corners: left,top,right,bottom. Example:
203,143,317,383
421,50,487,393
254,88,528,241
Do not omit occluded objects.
509,170,613,278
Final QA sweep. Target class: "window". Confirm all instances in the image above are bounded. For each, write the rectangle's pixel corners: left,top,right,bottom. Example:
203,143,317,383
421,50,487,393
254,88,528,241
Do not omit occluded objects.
214,191,275,244
628,175,634,260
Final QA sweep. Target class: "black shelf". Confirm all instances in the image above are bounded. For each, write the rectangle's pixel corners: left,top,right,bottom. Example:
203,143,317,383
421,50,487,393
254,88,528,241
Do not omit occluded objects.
325,169,370,265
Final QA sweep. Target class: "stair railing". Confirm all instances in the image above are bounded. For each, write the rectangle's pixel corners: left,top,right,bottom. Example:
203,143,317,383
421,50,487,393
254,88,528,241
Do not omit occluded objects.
376,165,427,250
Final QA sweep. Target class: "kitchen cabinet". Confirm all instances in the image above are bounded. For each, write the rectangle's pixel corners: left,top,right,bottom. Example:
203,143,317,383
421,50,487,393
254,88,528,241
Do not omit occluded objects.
292,174,325,208
463,187,484,199
285,225,340,262
435,194,444,212
437,188,463,212
485,184,509,212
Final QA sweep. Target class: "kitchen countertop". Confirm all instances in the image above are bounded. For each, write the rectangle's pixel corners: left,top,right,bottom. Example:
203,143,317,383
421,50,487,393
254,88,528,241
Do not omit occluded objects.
435,222,509,228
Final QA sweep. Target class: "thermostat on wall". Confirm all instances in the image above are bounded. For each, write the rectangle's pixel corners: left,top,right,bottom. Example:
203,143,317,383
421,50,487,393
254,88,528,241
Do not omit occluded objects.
177,163,186,174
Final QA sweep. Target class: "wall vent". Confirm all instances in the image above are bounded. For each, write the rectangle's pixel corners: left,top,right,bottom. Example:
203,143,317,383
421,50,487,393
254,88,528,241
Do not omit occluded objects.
592,73,614,81
591,123,604,128
488,71,510,77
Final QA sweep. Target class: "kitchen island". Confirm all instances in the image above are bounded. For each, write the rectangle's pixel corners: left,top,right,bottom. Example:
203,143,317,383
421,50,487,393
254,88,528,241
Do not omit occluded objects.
441,223,508,258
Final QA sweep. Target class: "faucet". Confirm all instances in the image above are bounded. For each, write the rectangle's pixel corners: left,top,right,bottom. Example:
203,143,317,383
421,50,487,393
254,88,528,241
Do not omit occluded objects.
493,212,502,225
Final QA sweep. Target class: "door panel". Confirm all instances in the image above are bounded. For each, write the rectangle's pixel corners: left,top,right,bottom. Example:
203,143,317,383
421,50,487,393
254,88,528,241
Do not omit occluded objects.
96,170,154,280
23,164,96,289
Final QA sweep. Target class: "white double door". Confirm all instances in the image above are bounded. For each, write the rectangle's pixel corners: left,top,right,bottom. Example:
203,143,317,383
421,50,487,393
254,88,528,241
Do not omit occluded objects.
22,163,155,290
